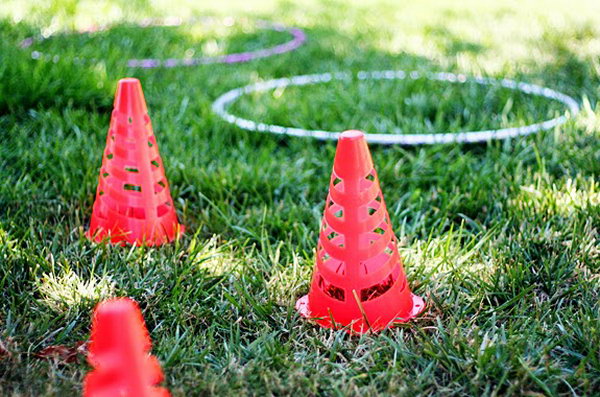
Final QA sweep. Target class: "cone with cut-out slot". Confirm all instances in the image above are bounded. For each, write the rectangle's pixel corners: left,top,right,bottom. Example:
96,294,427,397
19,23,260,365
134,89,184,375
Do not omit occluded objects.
296,130,424,333
87,78,183,246
84,298,170,397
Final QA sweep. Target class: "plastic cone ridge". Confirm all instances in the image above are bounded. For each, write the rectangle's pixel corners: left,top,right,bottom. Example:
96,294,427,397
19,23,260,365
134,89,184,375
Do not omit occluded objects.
296,130,424,334
87,78,184,246
84,298,170,397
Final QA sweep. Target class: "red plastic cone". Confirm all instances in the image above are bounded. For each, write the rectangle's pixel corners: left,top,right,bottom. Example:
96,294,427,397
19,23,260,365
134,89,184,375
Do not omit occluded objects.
296,130,424,334
83,298,170,397
87,78,183,246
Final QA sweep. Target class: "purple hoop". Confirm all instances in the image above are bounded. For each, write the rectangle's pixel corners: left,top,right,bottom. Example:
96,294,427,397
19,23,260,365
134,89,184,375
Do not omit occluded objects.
20,17,307,68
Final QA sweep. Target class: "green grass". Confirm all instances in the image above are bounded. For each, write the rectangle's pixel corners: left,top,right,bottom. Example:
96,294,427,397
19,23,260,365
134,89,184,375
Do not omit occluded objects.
232,77,568,134
28,18,291,62
0,0,599,395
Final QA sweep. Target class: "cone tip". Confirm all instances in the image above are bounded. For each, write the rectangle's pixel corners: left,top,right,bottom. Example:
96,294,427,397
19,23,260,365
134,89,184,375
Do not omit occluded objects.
114,78,147,114
118,77,141,87
96,297,137,315
334,130,372,177
340,130,365,140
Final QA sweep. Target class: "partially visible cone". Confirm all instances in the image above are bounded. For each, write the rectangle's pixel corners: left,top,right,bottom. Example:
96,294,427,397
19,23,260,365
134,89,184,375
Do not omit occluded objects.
84,298,170,397
296,130,424,334
87,78,183,246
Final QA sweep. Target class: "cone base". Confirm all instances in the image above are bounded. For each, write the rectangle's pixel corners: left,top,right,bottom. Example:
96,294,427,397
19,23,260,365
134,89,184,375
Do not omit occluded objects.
86,224,185,247
295,292,425,334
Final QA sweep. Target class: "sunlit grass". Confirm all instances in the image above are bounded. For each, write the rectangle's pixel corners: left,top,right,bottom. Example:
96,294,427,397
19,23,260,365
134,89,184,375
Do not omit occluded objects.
513,177,599,216
265,248,311,305
402,225,494,282
186,235,242,277
37,270,115,312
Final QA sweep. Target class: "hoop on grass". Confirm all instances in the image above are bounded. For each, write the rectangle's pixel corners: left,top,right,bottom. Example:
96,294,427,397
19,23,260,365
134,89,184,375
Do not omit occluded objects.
20,17,307,68
211,70,580,145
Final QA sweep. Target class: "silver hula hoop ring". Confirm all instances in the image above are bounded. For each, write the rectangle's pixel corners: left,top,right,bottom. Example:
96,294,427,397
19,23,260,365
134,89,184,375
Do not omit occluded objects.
212,70,580,145
20,17,306,68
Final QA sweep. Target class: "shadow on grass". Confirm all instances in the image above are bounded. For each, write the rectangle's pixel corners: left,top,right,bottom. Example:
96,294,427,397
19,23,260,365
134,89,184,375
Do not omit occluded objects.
0,19,113,115
424,25,488,57
0,14,300,116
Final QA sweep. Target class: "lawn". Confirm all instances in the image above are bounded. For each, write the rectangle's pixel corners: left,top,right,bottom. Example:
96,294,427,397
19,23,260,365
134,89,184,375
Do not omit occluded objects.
0,0,599,395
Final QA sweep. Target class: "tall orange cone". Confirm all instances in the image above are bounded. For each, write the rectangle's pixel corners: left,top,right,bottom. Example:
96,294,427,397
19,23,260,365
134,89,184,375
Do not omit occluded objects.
87,78,183,246
84,298,170,397
296,130,424,334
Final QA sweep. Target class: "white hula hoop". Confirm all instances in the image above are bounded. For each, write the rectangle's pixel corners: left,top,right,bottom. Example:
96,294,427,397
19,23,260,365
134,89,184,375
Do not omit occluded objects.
212,70,580,145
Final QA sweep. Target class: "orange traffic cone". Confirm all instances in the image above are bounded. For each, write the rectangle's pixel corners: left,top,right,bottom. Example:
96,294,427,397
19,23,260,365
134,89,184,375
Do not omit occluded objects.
87,78,183,246
296,130,424,333
84,298,170,397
